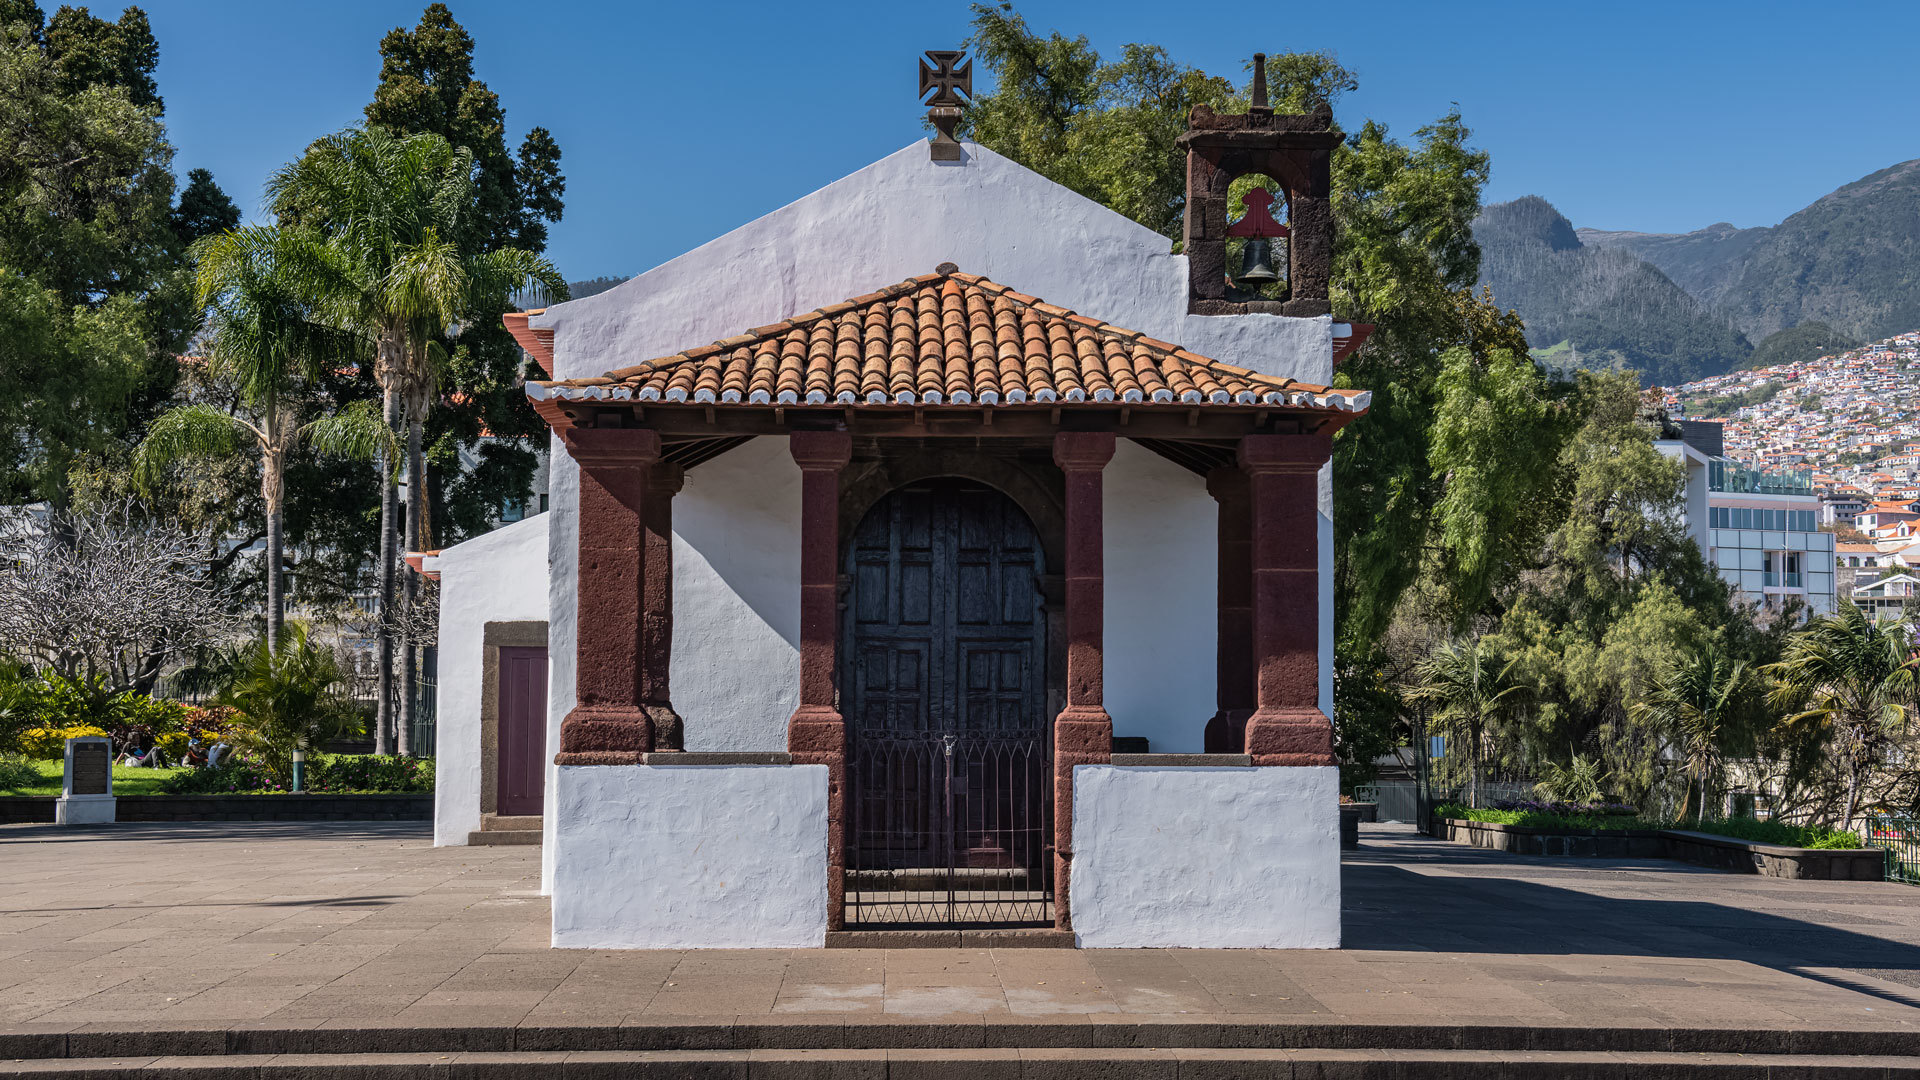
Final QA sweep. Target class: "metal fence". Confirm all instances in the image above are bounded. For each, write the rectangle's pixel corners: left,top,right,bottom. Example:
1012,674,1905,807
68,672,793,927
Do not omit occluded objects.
1866,816,1919,884
845,733,1052,928
1356,779,1537,824
409,646,437,759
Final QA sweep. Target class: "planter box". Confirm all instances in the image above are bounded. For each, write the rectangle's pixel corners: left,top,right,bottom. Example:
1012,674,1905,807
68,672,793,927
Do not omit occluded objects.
1440,816,1666,858
0,793,431,823
1440,817,1887,881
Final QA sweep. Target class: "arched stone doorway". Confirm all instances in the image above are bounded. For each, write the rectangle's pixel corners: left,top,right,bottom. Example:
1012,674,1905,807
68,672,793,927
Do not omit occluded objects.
840,477,1053,927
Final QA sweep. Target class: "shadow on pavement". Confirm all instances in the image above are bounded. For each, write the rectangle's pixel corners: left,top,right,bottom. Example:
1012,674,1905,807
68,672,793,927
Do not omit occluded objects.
0,820,432,844
1344,830,1920,1010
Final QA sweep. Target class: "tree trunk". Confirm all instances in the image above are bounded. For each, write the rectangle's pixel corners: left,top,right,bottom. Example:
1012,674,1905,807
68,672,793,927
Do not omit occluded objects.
263,407,286,656
374,387,401,757
398,418,423,758
265,504,284,656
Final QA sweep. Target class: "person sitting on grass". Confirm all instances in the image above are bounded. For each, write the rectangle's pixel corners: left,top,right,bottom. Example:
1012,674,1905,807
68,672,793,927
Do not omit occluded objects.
118,734,165,768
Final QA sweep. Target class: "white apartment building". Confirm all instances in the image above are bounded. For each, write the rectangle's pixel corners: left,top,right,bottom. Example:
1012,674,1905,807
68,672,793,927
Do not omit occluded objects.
1659,424,1837,615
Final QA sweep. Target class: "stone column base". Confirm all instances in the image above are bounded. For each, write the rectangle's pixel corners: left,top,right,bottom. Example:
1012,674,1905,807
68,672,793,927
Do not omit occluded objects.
56,795,116,825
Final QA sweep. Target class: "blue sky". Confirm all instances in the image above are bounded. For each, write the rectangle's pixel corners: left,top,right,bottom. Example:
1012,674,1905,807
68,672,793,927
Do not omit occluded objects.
125,0,1920,281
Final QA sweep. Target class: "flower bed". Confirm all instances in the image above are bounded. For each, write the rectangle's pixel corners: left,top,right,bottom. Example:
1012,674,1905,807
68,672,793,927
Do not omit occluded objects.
1433,804,1885,881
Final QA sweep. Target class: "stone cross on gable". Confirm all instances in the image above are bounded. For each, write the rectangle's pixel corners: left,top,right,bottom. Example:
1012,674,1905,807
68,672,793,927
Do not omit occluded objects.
919,50,972,106
920,49,972,162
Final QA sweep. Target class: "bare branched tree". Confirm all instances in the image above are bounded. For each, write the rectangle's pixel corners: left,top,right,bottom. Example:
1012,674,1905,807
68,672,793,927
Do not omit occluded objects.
0,501,237,696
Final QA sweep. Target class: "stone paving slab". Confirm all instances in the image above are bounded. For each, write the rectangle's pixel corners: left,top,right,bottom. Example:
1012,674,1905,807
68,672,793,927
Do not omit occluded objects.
5,821,1920,1051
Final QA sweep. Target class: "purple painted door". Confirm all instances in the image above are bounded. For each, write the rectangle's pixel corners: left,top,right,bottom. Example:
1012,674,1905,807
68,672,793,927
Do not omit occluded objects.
497,646,548,817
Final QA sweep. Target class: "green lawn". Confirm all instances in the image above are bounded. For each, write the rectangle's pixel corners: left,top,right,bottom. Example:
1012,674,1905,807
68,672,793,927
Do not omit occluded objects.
0,758,191,797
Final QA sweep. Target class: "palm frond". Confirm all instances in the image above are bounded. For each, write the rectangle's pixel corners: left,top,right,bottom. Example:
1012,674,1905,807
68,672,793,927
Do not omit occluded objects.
302,399,400,473
133,405,256,491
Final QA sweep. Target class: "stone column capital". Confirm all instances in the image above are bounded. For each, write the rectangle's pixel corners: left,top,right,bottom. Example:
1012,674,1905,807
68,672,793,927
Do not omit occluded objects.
1053,431,1116,472
1238,432,1332,475
562,426,662,469
790,430,852,471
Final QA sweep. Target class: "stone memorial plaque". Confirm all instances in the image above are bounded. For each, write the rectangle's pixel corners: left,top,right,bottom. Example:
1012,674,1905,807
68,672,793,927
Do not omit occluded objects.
70,741,110,796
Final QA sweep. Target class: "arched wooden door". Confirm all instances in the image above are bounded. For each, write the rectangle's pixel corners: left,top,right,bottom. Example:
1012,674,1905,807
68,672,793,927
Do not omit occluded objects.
843,479,1052,927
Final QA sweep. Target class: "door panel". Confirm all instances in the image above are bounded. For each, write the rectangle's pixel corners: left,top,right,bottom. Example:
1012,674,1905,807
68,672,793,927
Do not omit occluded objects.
843,479,1050,926
496,646,548,817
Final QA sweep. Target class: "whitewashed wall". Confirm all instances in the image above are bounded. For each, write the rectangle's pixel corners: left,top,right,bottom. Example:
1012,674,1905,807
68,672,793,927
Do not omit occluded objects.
1071,764,1341,948
672,438,801,752
539,139,1339,893
551,764,829,948
430,515,550,847
1105,441,1217,753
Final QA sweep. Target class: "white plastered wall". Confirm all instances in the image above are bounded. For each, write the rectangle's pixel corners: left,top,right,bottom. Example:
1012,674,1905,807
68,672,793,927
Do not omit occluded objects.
1105,440,1217,752
430,514,550,847
1071,764,1341,948
539,140,1339,893
551,764,828,949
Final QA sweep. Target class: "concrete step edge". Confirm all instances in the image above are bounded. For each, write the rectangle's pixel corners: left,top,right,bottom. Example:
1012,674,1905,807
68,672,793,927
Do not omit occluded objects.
465,830,541,846
7,1048,1920,1078
479,816,542,832
11,1022,1920,1060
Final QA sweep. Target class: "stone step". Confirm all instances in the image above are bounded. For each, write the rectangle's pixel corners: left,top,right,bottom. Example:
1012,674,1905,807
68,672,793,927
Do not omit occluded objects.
8,1022,1920,1060
467,829,540,846
480,815,543,831
6,1048,1919,1078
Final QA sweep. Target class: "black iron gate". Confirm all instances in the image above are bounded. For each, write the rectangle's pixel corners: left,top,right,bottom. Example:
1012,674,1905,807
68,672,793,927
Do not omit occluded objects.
843,480,1053,927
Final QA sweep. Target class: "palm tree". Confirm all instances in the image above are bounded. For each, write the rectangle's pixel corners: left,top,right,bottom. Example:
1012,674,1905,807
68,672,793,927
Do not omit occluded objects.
1631,646,1749,821
1409,637,1529,807
1767,603,1916,832
266,127,563,755
217,620,361,788
137,226,394,654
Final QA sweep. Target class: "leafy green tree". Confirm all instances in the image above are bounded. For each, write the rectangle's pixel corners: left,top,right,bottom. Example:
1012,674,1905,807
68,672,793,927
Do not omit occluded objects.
1631,646,1753,820
170,167,241,245
363,3,567,544
269,126,562,755
0,2,238,504
1409,637,1529,806
1768,604,1916,831
135,226,395,653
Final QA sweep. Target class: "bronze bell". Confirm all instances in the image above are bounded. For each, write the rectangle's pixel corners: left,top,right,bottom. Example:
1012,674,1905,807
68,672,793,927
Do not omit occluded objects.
1236,237,1280,287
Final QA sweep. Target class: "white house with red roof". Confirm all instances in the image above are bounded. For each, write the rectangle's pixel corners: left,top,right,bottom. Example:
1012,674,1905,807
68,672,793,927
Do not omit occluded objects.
429,68,1364,949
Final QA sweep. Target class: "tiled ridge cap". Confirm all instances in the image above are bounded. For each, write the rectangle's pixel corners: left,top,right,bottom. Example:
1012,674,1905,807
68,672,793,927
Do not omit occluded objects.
587,268,1316,395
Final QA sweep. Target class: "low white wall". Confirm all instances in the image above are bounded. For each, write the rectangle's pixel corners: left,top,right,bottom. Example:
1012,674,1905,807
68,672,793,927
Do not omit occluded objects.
431,515,550,847
672,437,802,752
1070,764,1340,948
1105,440,1217,753
551,764,829,948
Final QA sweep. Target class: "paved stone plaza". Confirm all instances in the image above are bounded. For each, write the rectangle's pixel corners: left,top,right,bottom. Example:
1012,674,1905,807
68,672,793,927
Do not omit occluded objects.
2,821,1918,1036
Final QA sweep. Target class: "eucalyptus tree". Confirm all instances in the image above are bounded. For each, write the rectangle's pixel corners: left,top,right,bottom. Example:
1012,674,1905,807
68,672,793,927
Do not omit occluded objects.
1767,604,1917,831
266,126,562,755
1631,647,1752,821
1409,637,1529,807
135,226,393,654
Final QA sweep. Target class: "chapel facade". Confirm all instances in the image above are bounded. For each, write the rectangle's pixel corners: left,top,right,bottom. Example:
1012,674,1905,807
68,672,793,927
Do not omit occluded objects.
435,63,1371,948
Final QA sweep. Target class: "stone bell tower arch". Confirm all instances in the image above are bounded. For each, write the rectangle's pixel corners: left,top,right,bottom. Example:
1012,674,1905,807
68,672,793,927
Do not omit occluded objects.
1180,53,1341,317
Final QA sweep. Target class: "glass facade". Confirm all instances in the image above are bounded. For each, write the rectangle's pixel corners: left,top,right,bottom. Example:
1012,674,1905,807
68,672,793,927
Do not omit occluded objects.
1710,506,1817,531
1709,459,1813,496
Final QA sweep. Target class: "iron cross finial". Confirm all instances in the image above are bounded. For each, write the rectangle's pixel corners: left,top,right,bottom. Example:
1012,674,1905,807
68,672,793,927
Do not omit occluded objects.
919,50,972,106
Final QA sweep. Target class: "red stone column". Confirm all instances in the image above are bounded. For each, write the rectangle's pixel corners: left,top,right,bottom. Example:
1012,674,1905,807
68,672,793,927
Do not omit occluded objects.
1052,431,1115,932
642,462,684,751
1205,466,1254,754
786,430,853,929
1239,433,1335,767
556,427,660,765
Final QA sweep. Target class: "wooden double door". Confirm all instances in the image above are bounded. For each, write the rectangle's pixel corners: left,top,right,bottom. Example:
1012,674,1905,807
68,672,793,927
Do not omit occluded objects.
842,479,1052,926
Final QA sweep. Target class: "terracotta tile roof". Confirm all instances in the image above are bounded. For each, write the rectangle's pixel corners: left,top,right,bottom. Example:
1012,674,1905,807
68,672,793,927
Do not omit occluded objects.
525,270,1370,414
504,309,555,375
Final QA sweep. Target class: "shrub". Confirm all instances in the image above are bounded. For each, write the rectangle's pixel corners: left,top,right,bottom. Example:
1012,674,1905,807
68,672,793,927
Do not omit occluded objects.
0,753,39,790
1437,802,1865,848
215,623,362,786
308,754,433,793
17,724,110,759
158,755,280,794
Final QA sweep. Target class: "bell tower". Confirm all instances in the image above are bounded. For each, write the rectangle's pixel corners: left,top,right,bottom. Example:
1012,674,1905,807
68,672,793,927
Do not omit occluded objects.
1180,54,1340,317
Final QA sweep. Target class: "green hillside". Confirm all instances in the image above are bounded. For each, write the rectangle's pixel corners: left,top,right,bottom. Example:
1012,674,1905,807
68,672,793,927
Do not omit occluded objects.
1474,196,1753,386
